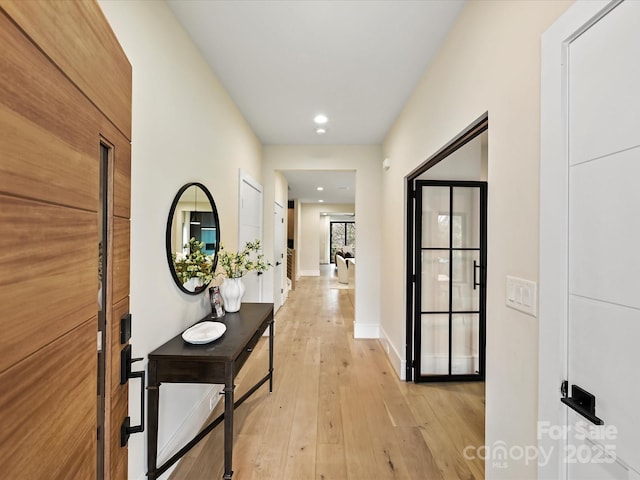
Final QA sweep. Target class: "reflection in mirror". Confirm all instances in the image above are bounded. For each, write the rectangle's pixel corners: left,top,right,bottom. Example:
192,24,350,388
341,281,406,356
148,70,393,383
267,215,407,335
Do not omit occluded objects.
166,183,220,295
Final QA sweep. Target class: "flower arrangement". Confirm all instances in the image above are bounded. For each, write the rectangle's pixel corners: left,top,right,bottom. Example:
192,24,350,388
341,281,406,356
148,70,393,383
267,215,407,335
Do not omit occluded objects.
217,240,272,279
172,237,214,284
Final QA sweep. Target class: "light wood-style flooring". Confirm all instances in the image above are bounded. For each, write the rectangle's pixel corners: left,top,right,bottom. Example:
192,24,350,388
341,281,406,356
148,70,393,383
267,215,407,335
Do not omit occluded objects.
170,266,485,479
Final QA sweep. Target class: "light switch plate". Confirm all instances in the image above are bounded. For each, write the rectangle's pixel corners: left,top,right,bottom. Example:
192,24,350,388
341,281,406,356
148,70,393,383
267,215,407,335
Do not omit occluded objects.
506,276,537,317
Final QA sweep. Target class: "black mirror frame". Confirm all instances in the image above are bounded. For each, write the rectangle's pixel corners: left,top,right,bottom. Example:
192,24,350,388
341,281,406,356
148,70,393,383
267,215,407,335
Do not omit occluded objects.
165,182,221,295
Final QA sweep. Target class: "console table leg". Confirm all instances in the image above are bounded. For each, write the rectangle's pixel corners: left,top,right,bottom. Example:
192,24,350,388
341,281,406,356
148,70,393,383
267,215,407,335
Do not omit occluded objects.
147,382,159,479
269,321,274,393
223,368,235,479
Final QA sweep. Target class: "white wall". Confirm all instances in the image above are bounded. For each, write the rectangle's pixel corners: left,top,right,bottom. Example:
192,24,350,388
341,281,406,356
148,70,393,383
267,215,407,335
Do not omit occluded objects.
382,1,572,478
262,146,382,338
98,2,262,479
418,131,486,180
319,215,330,264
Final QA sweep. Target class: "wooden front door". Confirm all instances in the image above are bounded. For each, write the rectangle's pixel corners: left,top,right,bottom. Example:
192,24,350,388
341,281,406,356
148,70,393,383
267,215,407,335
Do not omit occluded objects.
0,1,131,478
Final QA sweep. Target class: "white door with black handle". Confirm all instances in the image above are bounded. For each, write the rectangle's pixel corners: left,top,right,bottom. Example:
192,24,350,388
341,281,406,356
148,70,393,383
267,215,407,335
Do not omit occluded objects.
541,1,640,478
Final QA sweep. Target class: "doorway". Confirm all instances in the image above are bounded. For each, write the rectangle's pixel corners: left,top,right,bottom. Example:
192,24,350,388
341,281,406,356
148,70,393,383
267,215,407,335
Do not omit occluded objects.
405,114,488,382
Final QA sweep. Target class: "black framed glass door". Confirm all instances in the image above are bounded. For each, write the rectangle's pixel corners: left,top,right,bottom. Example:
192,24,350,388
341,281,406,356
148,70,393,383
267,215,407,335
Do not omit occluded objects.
414,180,487,382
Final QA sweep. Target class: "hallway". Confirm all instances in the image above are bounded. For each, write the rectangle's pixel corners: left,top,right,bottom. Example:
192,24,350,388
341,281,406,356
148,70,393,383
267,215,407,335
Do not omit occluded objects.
170,267,484,479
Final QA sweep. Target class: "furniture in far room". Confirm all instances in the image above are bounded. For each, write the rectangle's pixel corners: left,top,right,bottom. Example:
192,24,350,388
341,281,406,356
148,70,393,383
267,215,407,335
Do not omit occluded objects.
336,254,348,284
347,257,355,284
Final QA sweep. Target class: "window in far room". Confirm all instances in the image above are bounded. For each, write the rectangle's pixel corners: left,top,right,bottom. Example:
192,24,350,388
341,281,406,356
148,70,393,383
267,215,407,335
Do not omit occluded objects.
330,221,355,264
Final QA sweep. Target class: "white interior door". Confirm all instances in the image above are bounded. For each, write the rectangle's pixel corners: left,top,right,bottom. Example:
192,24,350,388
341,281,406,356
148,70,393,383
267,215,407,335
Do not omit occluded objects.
273,201,285,312
565,1,640,478
239,172,263,302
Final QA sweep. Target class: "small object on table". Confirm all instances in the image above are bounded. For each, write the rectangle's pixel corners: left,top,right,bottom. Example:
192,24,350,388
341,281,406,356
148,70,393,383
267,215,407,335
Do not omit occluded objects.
209,285,225,318
181,321,226,344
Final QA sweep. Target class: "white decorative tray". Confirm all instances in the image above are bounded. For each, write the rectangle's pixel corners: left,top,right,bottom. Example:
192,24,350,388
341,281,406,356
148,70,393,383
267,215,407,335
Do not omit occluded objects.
182,321,227,344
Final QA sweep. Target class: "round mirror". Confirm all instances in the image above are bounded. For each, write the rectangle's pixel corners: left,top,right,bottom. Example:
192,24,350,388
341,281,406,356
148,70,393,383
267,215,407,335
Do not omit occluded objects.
165,182,220,295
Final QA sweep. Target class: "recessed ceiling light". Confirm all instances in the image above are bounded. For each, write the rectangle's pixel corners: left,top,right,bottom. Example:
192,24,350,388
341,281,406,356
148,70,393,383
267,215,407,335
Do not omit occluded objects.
315,127,326,135
314,114,328,124
318,199,324,203
316,186,324,191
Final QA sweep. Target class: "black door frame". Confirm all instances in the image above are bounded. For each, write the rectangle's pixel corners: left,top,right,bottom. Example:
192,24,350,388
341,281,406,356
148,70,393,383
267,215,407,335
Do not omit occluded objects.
405,113,488,382
413,181,487,382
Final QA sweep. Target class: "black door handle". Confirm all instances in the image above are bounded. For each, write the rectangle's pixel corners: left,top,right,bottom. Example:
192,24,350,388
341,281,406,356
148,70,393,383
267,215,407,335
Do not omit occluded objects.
120,344,146,445
473,260,482,290
561,384,604,425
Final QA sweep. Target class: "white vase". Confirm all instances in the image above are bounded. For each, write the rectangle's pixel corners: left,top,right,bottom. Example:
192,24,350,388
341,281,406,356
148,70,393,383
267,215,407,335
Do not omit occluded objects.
219,277,245,313
184,276,203,292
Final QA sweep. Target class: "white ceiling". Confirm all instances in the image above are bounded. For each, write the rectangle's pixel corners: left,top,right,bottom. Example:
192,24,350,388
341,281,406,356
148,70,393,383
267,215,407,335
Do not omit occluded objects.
166,0,465,203
282,170,355,204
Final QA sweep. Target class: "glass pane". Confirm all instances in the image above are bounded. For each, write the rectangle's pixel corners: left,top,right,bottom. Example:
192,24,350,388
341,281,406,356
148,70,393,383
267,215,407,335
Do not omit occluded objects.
331,223,345,247
346,223,356,248
421,250,449,311
451,314,480,375
331,223,344,263
451,250,480,311
421,186,450,248
420,314,449,375
451,187,480,248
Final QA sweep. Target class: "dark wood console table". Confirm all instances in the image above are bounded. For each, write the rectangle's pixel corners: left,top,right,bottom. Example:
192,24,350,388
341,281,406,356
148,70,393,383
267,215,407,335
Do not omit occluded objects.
146,302,274,479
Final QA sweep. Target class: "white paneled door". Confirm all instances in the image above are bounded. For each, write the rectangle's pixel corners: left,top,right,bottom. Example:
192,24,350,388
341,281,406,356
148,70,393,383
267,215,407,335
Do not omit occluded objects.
544,1,640,478
274,201,285,312
239,173,264,302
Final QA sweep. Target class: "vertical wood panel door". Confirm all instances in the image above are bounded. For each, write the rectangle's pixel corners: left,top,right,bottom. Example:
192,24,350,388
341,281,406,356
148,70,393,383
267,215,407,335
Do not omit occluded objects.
0,1,131,478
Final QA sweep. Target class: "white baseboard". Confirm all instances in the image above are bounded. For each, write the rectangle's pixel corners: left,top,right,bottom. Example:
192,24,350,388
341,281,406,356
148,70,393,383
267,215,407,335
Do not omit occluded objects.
354,322,379,339
298,269,320,277
379,325,405,380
